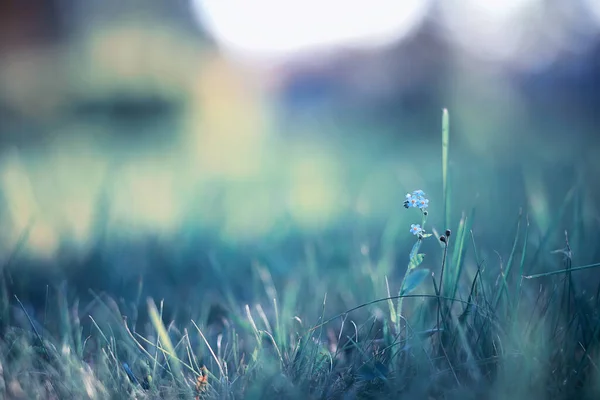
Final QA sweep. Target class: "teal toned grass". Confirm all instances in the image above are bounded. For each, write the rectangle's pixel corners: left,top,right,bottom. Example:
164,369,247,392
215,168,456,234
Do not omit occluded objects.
1,110,600,399
442,108,450,232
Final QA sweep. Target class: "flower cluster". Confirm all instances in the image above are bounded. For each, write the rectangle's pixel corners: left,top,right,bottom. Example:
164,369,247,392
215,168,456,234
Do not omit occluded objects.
399,190,432,300
404,189,429,210
404,189,430,236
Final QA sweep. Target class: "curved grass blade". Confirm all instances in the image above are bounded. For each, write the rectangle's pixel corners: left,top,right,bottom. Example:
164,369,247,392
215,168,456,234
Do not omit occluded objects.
523,262,600,279
147,298,185,381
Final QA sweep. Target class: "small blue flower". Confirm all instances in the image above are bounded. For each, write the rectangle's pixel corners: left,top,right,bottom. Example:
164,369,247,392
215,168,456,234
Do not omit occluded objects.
405,194,419,208
410,224,422,235
417,197,429,209
412,190,425,197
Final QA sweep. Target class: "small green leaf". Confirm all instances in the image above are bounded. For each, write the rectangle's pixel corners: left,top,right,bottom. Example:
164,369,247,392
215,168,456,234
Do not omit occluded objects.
400,268,430,296
409,240,422,260
408,253,425,270
421,233,433,238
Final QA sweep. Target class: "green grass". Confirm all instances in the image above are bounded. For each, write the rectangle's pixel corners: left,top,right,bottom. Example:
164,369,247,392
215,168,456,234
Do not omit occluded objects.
1,110,600,399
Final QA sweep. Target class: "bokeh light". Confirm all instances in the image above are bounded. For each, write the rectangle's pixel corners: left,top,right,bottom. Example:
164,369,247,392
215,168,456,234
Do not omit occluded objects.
583,0,600,28
439,0,600,72
192,0,430,60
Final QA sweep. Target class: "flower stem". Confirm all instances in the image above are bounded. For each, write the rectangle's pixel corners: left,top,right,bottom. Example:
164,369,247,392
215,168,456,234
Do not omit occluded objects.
437,238,449,329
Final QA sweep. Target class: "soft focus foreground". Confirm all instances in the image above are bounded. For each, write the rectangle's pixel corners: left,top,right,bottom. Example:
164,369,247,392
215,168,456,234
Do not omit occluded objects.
1,1,600,399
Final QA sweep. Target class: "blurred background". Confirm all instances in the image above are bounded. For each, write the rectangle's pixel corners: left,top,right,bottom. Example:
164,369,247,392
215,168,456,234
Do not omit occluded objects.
0,0,599,315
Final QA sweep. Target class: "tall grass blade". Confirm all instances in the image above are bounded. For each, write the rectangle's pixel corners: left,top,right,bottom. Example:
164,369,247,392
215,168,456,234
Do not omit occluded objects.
442,108,450,231
450,207,475,300
385,276,397,325
493,211,522,309
147,298,185,381
447,213,466,298
516,215,530,312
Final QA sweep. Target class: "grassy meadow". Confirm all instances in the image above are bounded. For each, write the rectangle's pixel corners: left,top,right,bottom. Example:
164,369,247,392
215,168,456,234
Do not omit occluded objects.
1,106,600,400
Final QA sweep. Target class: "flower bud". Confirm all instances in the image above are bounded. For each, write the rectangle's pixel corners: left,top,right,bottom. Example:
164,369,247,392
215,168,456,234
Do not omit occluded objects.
445,229,451,237
439,235,447,243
